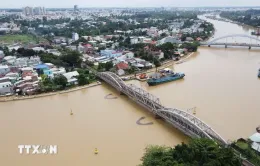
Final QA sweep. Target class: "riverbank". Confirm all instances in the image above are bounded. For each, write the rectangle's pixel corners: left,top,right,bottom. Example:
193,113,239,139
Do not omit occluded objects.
205,14,257,32
122,52,195,81
0,82,101,102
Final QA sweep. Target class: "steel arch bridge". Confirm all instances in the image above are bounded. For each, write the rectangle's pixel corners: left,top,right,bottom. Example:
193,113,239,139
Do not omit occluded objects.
97,71,227,146
202,34,260,45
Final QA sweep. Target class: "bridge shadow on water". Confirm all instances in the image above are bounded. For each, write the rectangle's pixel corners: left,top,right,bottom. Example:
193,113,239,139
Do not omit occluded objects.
100,82,189,141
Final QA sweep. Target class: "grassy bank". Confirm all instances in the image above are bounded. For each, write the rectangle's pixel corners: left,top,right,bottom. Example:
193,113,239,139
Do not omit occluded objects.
232,139,260,165
0,34,46,44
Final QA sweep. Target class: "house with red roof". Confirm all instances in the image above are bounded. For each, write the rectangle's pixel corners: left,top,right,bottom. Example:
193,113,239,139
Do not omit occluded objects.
116,62,129,70
83,44,94,53
115,62,129,76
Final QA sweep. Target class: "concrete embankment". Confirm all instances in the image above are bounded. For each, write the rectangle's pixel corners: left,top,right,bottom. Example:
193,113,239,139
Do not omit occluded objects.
0,82,101,102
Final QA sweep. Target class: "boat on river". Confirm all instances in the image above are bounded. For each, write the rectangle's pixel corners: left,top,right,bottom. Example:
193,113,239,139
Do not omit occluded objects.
147,68,185,86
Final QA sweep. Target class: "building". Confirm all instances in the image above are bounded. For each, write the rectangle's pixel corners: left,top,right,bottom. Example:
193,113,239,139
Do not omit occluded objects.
74,5,78,12
34,64,50,76
157,36,181,45
249,133,260,153
46,49,61,56
100,50,123,58
130,37,138,44
51,67,66,76
32,47,45,52
186,37,194,42
151,51,164,60
0,65,10,76
72,32,79,41
0,50,4,59
23,6,34,16
117,69,125,76
116,62,129,70
63,71,79,85
0,81,13,95
34,7,46,15
147,27,159,37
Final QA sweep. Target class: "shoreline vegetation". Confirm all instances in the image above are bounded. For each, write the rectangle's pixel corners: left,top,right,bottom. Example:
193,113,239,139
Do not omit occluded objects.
140,138,241,166
220,10,260,29
0,82,101,102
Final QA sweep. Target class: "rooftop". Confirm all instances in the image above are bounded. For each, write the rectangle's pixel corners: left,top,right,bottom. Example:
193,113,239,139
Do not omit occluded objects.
34,64,49,69
0,65,9,69
63,71,79,80
250,133,260,143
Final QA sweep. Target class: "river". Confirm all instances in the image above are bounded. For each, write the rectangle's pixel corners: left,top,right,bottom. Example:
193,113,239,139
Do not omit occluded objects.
1,15,260,166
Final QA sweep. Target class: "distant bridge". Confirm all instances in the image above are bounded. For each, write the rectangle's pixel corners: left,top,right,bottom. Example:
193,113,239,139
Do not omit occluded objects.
201,34,260,49
97,71,227,146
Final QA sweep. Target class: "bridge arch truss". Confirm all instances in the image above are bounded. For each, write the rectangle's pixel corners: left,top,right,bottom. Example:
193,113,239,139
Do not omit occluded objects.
207,34,260,45
157,108,227,145
97,72,227,146
97,72,126,91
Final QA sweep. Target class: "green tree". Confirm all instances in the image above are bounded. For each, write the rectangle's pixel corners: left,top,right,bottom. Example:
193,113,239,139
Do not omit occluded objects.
3,46,10,56
181,42,200,52
60,50,82,67
105,61,114,71
153,58,161,70
77,74,89,86
53,75,67,89
140,138,241,166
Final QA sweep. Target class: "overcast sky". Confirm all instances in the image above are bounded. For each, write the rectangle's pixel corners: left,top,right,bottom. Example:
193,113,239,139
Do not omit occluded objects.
1,0,260,8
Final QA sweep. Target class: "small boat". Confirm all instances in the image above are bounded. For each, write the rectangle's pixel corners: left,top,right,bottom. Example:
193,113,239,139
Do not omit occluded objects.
147,69,185,86
193,110,196,115
94,148,98,154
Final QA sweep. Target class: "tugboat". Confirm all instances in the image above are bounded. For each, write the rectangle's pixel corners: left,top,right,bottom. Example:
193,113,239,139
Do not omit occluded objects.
147,68,185,86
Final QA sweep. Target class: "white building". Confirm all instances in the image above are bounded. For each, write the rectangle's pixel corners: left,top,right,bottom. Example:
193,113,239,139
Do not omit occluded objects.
32,47,45,52
0,65,10,76
72,32,79,41
157,36,181,45
63,71,79,85
47,49,61,56
51,67,66,76
2,56,16,65
34,7,46,15
0,82,13,95
117,69,125,76
74,5,78,12
130,37,138,44
23,6,34,16
0,50,4,59
249,133,260,153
